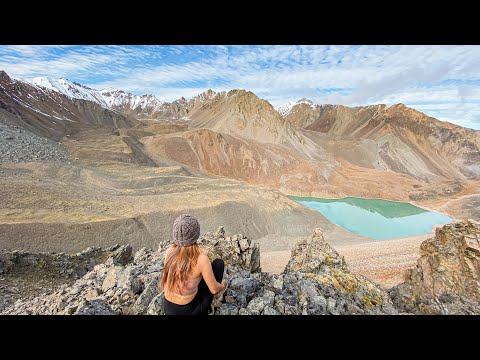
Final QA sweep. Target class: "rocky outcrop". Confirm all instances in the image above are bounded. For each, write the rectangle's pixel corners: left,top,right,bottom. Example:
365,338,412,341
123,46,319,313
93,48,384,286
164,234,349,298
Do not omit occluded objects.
1,229,259,315
2,227,396,315
0,244,134,312
390,220,480,314
5,223,480,315
198,227,261,273
0,244,131,278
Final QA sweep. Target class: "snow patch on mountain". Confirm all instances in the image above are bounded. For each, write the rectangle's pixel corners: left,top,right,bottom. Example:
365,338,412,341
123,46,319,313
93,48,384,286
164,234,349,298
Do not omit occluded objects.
276,98,317,117
31,77,165,113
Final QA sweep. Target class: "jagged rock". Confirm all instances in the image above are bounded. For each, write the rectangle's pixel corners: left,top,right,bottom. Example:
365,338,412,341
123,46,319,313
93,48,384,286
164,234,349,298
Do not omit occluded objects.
285,234,348,273
110,245,133,266
217,303,239,315
75,300,117,315
215,226,225,238
0,246,118,278
199,231,261,273
246,297,267,315
134,277,160,314
390,220,480,314
102,267,120,293
1,227,398,315
263,306,280,315
312,227,324,241
85,288,101,301
119,267,143,295
147,293,165,315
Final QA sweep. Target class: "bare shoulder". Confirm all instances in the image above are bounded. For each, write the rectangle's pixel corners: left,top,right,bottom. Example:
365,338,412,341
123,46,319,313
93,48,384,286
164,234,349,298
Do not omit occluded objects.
197,253,211,267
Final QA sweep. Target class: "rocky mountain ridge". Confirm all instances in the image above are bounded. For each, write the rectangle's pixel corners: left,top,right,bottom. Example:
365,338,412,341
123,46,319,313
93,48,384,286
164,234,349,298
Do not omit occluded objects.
2,221,479,315
0,227,396,315
30,76,219,122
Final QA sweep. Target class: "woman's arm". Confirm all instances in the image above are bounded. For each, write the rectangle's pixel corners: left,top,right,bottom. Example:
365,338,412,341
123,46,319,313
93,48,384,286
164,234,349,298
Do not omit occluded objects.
199,255,225,294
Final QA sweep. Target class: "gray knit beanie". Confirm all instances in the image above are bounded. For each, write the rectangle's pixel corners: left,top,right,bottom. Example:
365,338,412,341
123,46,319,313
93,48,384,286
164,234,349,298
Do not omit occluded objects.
172,214,200,247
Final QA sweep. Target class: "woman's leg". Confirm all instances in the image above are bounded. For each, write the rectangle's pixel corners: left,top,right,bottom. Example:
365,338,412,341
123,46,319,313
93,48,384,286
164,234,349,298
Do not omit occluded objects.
211,258,225,283
192,259,224,315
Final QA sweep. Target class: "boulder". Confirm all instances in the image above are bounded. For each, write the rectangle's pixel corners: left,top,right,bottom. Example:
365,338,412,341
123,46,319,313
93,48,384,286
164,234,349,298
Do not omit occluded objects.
390,220,480,314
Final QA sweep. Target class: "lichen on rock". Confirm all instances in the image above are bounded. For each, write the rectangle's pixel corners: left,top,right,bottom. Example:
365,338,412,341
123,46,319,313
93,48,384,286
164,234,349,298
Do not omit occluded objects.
390,220,480,314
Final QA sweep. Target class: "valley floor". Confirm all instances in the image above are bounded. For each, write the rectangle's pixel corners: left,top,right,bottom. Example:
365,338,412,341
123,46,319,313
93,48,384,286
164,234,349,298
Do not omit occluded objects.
1,155,479,294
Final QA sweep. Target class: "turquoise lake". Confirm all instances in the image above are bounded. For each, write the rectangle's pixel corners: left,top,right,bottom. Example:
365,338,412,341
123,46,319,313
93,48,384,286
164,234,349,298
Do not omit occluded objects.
290,196,452,240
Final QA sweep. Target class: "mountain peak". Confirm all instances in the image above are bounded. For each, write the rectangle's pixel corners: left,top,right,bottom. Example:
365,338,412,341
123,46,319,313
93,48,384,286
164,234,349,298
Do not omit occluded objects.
100,88,124,94
191,89,218,103
29,76,166,112
297,98,313,104
276,98,316,117
0,70,11,83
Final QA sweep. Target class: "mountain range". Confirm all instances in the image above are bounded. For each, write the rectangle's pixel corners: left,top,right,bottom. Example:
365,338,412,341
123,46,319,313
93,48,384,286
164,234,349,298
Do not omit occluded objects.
2,69,480,315
1,70,480,205
1,68,480,293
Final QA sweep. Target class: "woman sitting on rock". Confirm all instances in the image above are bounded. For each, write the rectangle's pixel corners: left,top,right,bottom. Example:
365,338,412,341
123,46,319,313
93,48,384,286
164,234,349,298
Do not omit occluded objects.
160,214,227,315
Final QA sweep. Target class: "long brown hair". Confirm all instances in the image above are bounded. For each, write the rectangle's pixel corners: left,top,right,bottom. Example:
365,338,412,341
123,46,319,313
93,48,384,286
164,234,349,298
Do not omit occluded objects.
160,243,201,294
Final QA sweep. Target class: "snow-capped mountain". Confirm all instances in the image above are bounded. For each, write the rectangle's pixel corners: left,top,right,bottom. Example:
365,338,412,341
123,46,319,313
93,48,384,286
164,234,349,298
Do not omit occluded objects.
31,77,165,116
29,77,223,121
31,77,107,105
98,89,162,110
276,98,316,117
0,71,138,140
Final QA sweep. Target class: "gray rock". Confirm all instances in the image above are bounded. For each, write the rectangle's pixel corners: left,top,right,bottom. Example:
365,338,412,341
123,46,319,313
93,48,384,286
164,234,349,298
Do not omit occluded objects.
119,267,143,295
85,288,101,301
246,297,267,315
1,226,402,316
102,268,120,293
263,306,280,315
229,277,259,295
215,226,225,238
238,238,250,252
217,303,239,315
147,293,165,315
238,308,249,315
0,120,69,163
134,277,160,314
327,297,337,314
111,245,133,266
75,300,117,315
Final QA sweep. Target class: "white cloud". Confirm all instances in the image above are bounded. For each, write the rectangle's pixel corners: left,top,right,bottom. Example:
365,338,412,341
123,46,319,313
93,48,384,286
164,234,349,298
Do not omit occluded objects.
1,45,480,129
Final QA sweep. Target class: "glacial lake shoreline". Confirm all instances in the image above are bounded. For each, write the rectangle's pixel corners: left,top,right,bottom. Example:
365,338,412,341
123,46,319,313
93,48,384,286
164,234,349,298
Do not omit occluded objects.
289,195,452,240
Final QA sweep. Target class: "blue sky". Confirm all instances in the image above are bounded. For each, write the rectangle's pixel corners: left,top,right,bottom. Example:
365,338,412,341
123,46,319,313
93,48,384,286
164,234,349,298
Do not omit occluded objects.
1,45,480,129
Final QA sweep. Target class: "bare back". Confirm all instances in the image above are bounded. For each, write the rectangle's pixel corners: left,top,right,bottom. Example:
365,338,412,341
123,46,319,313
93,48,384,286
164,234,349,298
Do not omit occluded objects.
163,247,203,305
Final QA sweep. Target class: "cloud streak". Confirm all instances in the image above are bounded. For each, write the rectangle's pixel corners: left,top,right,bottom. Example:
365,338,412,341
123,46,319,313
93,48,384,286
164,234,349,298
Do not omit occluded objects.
0,45,479,129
